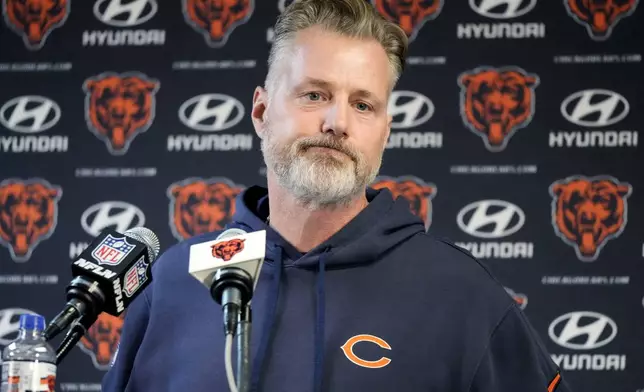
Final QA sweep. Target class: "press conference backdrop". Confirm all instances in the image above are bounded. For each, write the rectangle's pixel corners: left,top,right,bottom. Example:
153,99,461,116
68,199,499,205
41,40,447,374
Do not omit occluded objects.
0,0,643,390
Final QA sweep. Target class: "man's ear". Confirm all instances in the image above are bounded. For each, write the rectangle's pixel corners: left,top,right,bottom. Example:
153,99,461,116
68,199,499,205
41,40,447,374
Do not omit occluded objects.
251,86,269,139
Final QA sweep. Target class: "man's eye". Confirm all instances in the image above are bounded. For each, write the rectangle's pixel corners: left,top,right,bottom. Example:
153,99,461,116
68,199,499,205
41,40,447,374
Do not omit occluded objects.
356,102,372,112
306,92,322,101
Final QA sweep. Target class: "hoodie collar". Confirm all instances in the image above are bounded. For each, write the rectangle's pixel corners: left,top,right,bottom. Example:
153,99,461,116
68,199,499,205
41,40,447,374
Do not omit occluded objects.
228,185,425,269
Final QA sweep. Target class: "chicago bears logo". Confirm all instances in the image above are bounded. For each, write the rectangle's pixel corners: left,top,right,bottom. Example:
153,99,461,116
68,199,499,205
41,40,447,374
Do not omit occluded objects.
373,0,443,42
2,0,70,50
371,176,436,230
341,334,392,369
458,66,539,152
549,175,632,262
168,178,245,241
79,312,124,371
564,0,639,41
212,238,245,261
0,178,62,262
182,0,254,47
83,72,160,156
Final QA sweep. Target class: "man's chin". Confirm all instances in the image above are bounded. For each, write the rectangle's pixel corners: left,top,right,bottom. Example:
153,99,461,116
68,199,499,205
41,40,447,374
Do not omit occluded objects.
286,166,357,191
292,183,361,208
299,153,355,172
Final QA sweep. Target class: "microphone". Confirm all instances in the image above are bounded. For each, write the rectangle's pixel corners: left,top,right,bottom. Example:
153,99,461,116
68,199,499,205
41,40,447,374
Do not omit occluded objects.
189,228,266,335
43,227,161,342
189,228,265,392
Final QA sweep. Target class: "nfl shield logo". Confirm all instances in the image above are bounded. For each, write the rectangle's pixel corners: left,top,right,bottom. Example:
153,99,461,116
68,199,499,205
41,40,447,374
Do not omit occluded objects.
124,256,149,297
91,234,137,266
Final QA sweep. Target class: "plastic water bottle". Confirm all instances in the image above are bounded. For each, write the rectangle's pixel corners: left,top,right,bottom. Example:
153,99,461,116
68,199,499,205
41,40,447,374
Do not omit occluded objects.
1,314,57,392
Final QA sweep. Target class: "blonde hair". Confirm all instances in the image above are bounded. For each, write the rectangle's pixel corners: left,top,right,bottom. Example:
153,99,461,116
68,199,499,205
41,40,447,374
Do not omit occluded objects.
266,0,408,94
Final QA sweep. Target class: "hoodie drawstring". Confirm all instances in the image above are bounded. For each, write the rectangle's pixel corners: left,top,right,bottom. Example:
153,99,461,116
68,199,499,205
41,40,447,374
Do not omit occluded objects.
314,250,328,392
249,247,329,392
250,246,284,392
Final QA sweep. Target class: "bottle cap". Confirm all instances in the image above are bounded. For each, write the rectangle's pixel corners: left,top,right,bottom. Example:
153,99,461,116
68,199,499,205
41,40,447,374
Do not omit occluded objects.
19,314,46,331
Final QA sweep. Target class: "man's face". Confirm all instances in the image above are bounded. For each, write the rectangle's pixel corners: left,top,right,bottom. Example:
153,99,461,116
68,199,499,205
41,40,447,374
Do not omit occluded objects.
254,26,393,208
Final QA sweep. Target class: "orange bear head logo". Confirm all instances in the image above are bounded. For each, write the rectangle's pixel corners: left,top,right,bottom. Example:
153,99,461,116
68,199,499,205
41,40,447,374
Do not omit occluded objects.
373,0,443,42
458,66,539,152
371,176,437,230
550,175,632,262
565,0,638,41
211,238,245,261
183,0,253,47
83,72,160,155
2,0,70,50
0,178,62,262
168,178,245,240
79,312,124,371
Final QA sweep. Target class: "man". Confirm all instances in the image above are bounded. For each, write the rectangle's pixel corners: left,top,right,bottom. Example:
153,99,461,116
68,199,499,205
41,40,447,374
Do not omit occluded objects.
103,1,572,391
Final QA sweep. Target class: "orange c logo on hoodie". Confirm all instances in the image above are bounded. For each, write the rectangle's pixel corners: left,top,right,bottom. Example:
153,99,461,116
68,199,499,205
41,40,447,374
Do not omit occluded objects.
341,334,392,369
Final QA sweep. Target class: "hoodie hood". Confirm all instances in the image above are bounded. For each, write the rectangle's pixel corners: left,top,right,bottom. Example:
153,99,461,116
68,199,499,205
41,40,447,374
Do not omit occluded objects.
227,185,426,268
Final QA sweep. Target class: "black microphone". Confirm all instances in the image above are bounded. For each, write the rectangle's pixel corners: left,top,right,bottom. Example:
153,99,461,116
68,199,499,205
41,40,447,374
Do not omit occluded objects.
44,227,160,342
188,228,266,335
188,228,266,392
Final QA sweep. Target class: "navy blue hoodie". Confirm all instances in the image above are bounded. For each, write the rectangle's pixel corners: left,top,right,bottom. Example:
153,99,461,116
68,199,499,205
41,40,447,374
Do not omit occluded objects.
102,185,571,392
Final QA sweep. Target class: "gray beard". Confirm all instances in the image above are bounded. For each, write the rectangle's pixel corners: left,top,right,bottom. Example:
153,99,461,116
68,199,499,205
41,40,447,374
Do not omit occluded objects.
261,130,382,210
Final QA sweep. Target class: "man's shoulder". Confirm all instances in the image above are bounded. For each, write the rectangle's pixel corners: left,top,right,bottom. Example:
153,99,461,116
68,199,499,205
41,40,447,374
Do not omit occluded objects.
408,232,499,275
403,232,515,309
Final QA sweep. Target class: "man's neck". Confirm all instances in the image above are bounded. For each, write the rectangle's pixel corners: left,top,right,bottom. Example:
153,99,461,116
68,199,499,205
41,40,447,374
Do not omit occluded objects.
266,173,368,253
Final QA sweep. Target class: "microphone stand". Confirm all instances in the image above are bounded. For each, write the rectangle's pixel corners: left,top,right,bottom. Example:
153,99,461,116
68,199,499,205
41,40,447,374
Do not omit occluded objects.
236,304,252,392
55,312,96,365
211,268,254,392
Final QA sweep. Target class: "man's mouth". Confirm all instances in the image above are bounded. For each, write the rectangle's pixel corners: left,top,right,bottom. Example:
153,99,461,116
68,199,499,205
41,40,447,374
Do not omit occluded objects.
307,146,350,159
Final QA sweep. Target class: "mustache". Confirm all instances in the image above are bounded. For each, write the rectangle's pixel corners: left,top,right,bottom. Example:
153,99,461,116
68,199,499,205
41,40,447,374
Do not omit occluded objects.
296,137,359,161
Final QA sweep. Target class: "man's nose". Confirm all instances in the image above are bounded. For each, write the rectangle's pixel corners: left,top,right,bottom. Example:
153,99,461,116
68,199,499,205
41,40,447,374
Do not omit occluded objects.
322,101,349,138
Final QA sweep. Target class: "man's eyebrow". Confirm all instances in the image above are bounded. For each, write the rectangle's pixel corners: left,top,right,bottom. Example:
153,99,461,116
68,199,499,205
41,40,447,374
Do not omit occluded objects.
294,77,334,90
295,77,384,105
354,89,382,106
